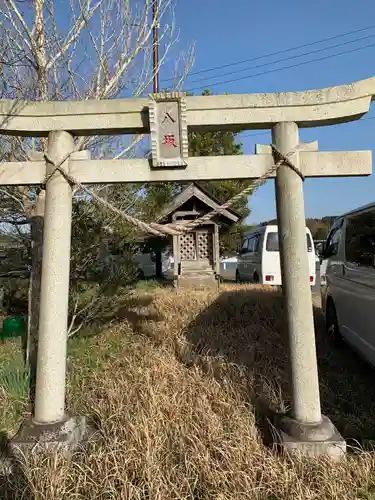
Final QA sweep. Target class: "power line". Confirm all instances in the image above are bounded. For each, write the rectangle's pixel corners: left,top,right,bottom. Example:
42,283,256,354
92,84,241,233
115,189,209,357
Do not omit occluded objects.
160,24,375,83
189,33,375,86
187,41,375,92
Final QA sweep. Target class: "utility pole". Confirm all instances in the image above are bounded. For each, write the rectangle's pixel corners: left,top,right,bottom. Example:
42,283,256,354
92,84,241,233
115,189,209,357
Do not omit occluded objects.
152,0,159,93
152,0,163,279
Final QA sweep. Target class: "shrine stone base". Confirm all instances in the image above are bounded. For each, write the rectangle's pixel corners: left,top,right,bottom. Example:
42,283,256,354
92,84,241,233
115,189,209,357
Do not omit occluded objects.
8,414,94,464
273,414,346,461
178,274,219,289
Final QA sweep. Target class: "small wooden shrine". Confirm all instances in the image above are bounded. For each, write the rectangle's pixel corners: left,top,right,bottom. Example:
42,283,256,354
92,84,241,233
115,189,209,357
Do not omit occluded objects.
156,183,239,288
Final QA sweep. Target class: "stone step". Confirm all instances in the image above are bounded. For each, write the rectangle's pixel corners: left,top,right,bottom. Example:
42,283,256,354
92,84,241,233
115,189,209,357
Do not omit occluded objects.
181,270,214,276
180,266,214,272
181,260,213,270
178,275,218,289
180,270,215,277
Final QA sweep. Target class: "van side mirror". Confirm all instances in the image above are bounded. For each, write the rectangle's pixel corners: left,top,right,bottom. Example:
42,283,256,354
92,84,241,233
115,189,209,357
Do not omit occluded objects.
315,242,324,257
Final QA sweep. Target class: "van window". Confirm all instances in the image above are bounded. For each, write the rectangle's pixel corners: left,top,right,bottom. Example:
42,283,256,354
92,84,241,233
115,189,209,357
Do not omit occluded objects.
265,232,312,252
241,238,249,253
345,210,375,267
253,235,260,253
247,238,255,253
325,219,343,258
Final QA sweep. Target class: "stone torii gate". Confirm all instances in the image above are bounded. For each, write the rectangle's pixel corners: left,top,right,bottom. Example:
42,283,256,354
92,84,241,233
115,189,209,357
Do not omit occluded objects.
0,78,374,459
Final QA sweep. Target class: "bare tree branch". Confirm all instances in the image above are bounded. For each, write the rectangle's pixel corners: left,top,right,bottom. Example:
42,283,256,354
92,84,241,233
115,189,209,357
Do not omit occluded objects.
0,0,195,336
46,0,103,71
3,0,38,60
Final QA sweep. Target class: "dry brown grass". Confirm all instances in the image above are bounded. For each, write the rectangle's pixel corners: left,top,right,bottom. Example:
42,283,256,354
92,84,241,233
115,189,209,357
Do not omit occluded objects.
2,284,375,499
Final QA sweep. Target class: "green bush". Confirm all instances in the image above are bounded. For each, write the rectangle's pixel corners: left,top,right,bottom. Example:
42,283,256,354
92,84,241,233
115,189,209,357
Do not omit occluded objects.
67,202,140,335
2,277,29,314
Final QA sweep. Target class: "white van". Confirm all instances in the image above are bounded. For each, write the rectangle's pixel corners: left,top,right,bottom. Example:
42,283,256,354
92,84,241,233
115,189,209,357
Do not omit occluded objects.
134,246,174,279
220,256,238,282
236,224,316,286
103,245,174,280
321,202,375,367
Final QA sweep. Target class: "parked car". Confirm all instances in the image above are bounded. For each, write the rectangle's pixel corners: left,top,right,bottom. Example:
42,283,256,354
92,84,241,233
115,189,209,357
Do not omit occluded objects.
220,256,238,282
102,244,174,281
134,246,174,280
321,202,375,367
315,241,326,285
236,224,316,286
320,256,328,286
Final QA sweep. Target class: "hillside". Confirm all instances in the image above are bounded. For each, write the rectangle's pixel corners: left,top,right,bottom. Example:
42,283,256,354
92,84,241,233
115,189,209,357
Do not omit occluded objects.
258,217,337,240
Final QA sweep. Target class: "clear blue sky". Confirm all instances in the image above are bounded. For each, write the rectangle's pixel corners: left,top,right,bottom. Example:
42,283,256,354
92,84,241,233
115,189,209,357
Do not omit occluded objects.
160,0,375,224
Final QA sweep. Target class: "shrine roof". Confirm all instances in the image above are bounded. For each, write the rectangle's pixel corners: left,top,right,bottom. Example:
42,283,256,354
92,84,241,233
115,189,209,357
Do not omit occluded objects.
156,182,240,224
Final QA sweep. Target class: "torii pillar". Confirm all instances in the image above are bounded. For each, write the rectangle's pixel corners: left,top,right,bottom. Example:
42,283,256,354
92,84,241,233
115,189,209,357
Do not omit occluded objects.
256,133,345,457
273,124,344,458
0,79,374,460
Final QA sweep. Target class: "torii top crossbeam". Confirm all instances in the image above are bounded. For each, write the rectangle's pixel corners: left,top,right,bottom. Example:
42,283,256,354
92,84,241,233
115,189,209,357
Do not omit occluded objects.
1,76,375,136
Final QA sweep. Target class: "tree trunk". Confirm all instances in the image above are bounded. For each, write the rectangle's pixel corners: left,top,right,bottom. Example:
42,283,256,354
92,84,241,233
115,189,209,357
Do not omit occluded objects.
26,191,45,407
155,247,163,279
25,0,48,407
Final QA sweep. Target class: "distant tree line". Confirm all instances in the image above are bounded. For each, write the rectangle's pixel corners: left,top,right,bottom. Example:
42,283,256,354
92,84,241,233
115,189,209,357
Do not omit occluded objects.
262,217,336,241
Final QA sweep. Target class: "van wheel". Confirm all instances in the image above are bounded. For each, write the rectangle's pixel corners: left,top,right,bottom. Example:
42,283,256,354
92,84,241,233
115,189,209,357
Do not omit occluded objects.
325,298,342,345
253,272,260,284
235,270,241,283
